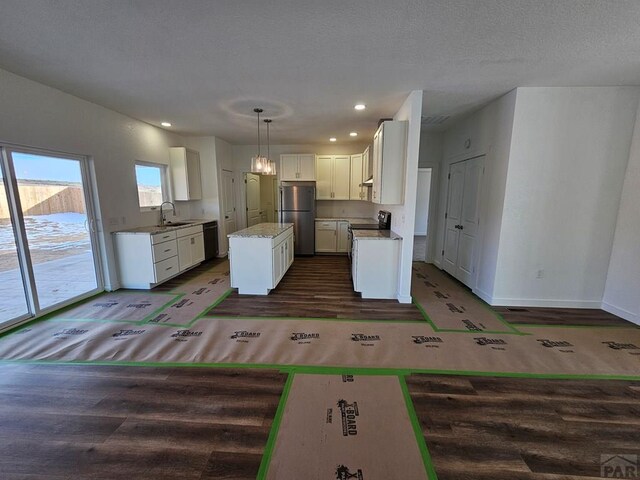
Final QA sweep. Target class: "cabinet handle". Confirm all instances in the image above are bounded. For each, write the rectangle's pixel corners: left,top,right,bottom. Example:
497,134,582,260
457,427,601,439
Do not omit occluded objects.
166,266,173,271
164,249,171,253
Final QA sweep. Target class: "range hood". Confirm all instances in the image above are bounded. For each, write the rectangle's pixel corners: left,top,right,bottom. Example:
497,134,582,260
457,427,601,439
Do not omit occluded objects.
361,175,374,187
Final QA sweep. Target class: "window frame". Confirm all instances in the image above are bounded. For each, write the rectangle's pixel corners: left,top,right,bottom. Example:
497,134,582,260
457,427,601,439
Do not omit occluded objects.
134,161,170,211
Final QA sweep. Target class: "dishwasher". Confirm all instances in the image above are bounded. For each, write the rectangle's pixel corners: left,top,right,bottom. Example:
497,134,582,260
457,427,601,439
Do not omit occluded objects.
202,221,219,261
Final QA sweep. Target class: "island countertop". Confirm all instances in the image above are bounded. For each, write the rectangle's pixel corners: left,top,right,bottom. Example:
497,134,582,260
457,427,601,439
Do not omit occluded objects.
228,222,294,239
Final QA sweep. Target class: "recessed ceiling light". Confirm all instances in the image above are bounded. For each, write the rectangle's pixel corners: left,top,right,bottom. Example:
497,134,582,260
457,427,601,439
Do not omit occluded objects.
354,104,366,111
161,122,172,127
349,132,358,137
329,137,337,142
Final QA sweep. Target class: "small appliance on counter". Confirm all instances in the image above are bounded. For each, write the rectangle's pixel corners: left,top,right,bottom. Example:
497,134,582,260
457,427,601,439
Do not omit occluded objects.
279,181,316,255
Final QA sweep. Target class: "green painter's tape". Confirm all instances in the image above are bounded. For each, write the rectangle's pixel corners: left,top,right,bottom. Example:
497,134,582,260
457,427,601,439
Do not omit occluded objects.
140,293,185,325
515,323,639,330
1,359,639,381
399,376,438,479
257,372,295,480
204,315,430,324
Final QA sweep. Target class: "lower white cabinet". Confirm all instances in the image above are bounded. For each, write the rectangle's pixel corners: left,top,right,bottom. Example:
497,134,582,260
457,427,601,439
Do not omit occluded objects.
315,220,349,253
177,225,205,271
352,238,401,299
229,225,294,295
114,224,205,289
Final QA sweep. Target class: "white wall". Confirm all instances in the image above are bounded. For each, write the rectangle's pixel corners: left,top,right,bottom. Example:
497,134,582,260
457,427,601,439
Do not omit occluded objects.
437,90,518,300
378,90,423,303
493,87,639,307
416,131,443,261
603,102,640,324
316,200,374,219
0,68,191,290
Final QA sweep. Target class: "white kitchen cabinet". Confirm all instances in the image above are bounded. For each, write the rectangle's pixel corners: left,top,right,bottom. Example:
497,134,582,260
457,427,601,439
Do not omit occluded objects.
337,221,350,252
352,237,401,299
349,151,370,200
315,155,350,200
113,224,205,289
371,121,407,205
169,147,202,200
315,220,337,252
228,224,294,295
315,220,349,253
177,225,205,271
280,154,316,181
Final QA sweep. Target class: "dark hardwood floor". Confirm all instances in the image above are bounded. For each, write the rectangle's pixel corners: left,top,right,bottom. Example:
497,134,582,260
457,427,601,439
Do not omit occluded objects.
208,255,425,321
406,373,640,479
493,305,635,327
419,261,634,328
0,364,286,479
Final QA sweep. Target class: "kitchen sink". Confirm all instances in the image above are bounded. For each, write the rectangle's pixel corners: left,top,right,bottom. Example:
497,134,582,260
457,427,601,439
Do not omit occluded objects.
157,222,192,228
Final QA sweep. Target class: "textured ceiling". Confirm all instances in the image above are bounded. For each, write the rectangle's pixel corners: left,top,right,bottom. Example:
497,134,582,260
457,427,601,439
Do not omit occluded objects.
1,0,640,144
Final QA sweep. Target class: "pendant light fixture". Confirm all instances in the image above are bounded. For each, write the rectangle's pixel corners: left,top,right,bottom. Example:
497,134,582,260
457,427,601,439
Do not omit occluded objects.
263,118,276,175
250,108,268,173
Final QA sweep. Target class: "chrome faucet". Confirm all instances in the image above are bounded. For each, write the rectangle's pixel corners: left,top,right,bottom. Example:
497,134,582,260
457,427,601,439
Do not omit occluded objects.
159,201,176,227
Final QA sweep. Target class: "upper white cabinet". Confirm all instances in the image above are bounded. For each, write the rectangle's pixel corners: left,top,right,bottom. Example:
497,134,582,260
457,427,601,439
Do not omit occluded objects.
371,121,407,205
169,147,202,201
349,149,370,200
315,155,350,200
280,154,315,181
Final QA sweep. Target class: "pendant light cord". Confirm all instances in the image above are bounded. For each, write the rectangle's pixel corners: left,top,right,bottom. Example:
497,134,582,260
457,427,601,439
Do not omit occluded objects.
254,108,263,158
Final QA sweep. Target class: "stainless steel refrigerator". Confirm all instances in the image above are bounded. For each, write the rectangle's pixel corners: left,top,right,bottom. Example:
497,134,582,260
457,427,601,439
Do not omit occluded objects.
279,181,315,255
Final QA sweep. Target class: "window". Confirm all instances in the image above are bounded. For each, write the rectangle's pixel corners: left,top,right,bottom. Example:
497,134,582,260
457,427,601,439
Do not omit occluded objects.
135,162,169,209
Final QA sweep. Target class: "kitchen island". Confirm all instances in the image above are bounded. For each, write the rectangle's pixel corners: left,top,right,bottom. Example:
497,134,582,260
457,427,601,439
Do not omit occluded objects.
228,223,294,295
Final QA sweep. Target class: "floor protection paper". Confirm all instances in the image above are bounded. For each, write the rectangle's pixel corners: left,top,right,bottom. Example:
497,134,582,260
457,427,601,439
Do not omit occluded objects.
266,374,428,480
53,291,179,323
1,315,639,377
412,263,521,333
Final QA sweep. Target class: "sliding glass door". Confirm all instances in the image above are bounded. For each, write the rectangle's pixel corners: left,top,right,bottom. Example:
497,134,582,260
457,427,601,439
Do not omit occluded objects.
0,147,102,330
0,167,30,326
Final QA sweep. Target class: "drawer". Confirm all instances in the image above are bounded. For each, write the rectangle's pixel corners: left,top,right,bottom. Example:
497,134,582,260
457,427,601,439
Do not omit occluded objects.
176,224,203,238
154,256,179,283
151,230,177,244
272,226,293,247
315,221,337,230
152,239,178,263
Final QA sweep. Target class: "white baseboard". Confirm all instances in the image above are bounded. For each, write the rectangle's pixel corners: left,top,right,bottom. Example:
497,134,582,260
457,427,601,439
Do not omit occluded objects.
473,288,493,304
601,302,640,325
489,297,603,308
397,294,412,304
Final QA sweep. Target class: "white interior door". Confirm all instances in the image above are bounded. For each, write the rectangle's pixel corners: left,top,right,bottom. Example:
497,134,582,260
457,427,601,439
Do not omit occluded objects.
245,173,261,226
222,170,237,236
442,162,465,276
443,157,484,286
456,157,483,284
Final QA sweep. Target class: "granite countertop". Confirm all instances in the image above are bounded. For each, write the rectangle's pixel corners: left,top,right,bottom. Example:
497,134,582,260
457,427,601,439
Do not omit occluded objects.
352,230,402,240
228,223,294,239
113,219,216,235
315,217,378,224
